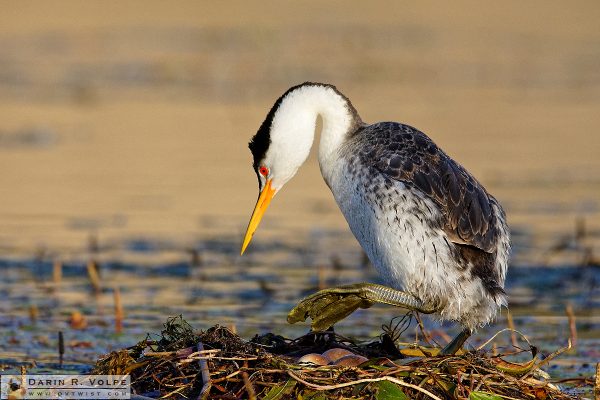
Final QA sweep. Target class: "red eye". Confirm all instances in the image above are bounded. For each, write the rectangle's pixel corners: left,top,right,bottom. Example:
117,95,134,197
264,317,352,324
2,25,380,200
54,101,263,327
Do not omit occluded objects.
259,166,269,177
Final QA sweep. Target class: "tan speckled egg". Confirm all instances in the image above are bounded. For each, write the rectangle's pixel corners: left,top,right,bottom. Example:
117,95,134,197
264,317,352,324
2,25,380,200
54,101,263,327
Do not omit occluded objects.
297,353,330,366
333,354,368,367
322,348,354,363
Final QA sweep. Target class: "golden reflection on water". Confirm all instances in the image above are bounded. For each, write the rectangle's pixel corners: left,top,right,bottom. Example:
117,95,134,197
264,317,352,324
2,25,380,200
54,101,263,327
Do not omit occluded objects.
0,1,598,253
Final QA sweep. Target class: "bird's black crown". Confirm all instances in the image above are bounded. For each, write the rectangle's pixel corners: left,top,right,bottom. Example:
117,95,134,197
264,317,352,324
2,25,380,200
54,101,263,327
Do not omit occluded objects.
248,82,354,171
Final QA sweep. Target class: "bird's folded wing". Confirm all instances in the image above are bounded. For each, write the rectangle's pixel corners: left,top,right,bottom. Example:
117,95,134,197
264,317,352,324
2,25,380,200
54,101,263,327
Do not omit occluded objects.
356,122,499,253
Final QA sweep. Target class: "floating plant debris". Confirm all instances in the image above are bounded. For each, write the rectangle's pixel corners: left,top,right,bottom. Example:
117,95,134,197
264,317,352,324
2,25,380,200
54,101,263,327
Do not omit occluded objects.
90,316,593,399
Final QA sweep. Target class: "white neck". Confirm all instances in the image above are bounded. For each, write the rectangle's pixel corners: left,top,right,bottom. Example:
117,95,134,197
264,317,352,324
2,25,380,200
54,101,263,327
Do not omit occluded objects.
267,84,359,189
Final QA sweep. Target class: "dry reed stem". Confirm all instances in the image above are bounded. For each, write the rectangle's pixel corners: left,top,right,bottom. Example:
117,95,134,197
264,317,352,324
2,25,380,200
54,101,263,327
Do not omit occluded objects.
565,304,577,347
522,339,572,380
414,312,435,346
53,260,62,289
477,328,532,351
163,384,192,398
433,329,452,344
242,371,257,400
87,260,101,294
182,355,260,363
211,370,242,384
196,341,211,400
288,370,443,400
87,260,103,314
506,311,518,347
28,304,38,324
114,286,123,334
144,347,205,357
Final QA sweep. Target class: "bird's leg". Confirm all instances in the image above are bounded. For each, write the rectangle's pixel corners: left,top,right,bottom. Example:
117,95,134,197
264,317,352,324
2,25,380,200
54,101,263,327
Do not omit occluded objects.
439,328,472,355
287,283,437,331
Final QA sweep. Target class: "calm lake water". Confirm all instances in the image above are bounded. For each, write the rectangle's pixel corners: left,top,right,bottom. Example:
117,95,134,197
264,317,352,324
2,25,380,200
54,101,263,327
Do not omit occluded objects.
0,1,599,397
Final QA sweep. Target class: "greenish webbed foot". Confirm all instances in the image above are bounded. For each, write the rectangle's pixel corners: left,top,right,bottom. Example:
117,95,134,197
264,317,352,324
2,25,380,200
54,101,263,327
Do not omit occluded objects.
287,283,437,332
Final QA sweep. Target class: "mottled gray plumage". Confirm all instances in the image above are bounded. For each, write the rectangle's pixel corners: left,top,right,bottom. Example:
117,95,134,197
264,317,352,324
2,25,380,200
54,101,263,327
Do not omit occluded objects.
341,121,507,301
355,123,497,251
246,82,510,333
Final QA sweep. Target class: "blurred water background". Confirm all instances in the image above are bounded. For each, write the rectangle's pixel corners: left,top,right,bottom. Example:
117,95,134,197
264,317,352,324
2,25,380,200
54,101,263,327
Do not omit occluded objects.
0,1,598,394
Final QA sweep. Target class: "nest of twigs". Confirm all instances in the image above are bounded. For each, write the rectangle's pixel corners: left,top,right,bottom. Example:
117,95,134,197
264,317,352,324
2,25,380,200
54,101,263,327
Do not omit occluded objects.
93,316,576,399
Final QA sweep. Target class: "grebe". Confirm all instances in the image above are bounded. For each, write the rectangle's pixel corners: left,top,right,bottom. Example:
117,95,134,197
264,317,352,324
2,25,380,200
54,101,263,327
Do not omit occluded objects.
241,82,510,354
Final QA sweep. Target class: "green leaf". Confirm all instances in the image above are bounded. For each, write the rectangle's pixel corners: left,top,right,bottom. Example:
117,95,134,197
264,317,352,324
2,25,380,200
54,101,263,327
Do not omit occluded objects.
304,392,327,400
262,379,296,400
469,391,503,400
376,380,408,400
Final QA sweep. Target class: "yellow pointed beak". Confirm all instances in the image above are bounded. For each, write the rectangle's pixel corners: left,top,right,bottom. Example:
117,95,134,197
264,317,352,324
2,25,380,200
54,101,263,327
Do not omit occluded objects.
241,179,276,255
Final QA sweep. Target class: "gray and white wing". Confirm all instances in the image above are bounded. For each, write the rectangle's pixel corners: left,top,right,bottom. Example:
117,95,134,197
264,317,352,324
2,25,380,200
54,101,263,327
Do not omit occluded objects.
355,122,499,253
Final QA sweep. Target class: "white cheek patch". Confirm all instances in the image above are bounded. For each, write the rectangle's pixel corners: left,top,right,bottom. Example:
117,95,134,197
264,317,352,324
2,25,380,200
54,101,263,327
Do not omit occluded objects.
265,85,353,191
